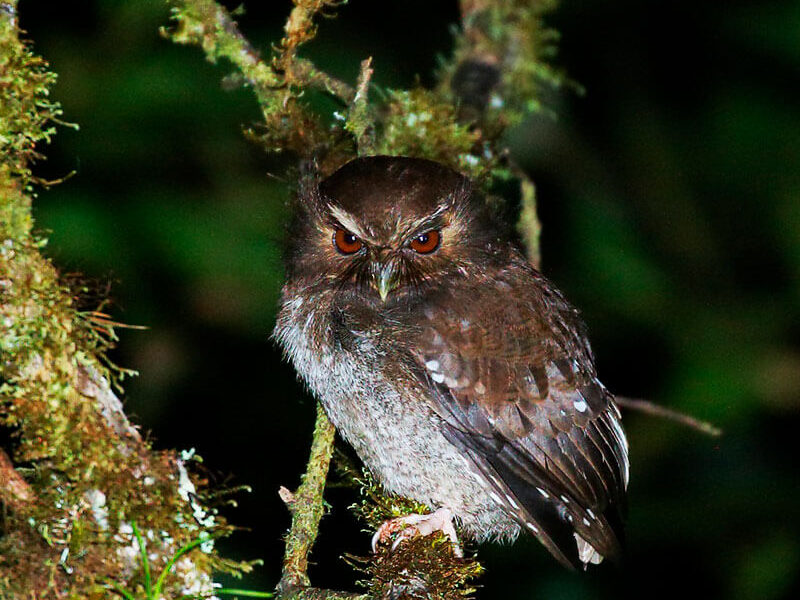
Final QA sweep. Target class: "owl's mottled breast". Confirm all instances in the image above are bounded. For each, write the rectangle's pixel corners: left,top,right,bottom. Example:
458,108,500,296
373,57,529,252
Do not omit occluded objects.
274,288,520,540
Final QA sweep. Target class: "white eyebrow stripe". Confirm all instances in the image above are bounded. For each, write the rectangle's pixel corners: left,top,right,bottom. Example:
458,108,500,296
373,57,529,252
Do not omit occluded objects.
328,205,369,239
329,201,452,247
395,205,451,245
410,205,448,230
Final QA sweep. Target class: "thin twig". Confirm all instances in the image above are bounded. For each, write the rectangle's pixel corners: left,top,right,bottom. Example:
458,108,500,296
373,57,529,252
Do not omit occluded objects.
276,1,355,105
615,396,723,437
516,172,541,268
168,1,355,106
166,0,356,157
291,57,356,104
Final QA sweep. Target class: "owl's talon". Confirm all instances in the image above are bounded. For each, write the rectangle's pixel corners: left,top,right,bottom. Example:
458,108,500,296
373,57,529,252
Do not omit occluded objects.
372,507,462,557
371,512,426,552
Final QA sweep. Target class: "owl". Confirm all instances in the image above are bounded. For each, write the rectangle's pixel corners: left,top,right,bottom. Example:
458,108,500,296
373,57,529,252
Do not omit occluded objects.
274,156,629,569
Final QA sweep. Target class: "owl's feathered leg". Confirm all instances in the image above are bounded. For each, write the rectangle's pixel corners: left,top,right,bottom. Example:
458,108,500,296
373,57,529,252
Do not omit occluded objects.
371,507,463,557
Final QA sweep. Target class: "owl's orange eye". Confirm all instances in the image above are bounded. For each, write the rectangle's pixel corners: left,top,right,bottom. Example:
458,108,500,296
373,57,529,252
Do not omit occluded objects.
410,230,441,254
334,228,363,255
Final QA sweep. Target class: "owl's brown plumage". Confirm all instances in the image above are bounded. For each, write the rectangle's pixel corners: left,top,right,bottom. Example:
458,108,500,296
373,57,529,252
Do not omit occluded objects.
274,156,629,569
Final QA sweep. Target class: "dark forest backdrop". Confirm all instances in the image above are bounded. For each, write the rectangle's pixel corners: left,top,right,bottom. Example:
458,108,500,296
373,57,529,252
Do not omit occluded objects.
18,1,800,598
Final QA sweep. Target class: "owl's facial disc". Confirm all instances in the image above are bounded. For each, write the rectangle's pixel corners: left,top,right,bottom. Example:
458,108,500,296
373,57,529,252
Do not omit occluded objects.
298,156,496,303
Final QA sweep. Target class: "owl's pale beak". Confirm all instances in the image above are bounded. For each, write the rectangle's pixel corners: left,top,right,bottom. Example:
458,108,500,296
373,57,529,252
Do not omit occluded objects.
375,264,398,302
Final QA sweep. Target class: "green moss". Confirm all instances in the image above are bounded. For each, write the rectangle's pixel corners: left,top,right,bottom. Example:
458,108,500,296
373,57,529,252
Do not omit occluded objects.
338,465,484,600
350,534,484,600
0,15,60,170
439,0,567,131
374,88,498,182
1,6,249,599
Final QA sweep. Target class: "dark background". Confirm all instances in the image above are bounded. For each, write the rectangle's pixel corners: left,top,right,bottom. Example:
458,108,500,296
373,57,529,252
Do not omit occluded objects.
18,0,800,598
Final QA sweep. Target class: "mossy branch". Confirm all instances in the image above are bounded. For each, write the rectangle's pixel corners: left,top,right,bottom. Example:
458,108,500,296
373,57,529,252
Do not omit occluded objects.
276,403,341,597
166,0,356,156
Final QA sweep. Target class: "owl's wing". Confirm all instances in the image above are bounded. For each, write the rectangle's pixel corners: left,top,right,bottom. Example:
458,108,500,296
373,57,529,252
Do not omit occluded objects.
404,268,629,569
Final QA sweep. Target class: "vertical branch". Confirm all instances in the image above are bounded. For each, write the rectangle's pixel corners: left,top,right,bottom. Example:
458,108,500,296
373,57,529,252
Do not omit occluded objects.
346,58,376,155
277,403,337,596
517,174,541,269
445,0,563,128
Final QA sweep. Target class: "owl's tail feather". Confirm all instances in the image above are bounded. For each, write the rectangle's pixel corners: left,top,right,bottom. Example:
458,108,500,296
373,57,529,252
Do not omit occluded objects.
497,442,624,567
575,534,603,566
442,424,623,569
460,439,623,570
477,448,585,569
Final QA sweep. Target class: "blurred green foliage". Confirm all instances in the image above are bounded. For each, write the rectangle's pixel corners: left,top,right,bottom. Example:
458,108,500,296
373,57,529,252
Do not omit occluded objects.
16,0,800,598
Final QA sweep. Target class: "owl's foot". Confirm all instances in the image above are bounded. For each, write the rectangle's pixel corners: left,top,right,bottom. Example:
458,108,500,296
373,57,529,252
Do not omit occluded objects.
371,507,463,557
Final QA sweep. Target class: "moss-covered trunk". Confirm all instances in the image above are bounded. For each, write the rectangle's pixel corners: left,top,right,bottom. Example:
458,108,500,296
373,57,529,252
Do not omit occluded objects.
1,3,248,598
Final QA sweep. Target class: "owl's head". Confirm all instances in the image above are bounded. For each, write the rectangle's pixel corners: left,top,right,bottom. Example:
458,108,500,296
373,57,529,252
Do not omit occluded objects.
286,156,505,303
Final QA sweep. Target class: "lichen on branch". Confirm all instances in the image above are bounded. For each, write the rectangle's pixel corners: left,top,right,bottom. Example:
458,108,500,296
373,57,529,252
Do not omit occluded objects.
440,0,566,131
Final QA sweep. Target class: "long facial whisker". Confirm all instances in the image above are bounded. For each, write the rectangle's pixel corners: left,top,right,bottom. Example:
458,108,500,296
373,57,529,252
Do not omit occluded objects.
333,258,372,296
396,254,455,297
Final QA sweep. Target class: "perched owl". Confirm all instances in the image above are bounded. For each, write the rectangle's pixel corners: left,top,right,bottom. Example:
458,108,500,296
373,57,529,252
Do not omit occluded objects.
274,156,629,569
